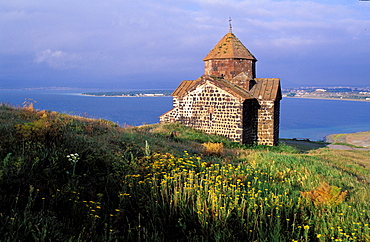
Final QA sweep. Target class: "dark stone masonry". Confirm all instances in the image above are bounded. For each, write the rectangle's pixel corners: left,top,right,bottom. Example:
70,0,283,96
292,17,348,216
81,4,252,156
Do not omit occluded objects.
160,30,281,146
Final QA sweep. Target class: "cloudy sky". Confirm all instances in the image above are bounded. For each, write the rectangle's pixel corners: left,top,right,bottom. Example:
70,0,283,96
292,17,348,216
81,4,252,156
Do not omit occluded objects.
1,0,370,89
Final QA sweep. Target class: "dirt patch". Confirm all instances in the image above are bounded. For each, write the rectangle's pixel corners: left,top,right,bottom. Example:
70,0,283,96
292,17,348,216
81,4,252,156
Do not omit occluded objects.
326,131,370,148
327,144,370,151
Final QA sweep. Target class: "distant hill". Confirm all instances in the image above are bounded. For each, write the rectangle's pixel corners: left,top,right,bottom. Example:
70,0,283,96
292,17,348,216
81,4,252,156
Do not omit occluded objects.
283,86,370,101
326,131,370,147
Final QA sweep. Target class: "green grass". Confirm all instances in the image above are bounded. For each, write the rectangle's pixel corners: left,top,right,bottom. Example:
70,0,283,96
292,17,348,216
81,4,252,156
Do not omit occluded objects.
0,103,369,241
331,143,366,148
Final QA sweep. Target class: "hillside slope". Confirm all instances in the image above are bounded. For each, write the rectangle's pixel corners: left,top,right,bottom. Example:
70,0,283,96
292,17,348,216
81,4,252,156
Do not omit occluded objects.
0,104,369,241
326,131,370,147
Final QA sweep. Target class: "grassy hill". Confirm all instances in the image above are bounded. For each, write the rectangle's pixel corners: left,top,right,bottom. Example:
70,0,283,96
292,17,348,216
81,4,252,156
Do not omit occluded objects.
326,131,370,148
0,104,369,241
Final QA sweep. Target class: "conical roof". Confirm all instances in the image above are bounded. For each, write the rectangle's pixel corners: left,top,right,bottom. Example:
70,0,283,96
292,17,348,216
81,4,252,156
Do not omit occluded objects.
203,32,257,61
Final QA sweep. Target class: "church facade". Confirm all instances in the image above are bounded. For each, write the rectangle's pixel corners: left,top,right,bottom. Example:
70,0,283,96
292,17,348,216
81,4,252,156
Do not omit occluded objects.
160,31,281,146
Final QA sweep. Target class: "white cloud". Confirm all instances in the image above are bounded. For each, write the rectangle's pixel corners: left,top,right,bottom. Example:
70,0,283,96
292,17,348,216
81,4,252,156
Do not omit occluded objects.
1,0,370,86
189,0,369,49
35,49,82,69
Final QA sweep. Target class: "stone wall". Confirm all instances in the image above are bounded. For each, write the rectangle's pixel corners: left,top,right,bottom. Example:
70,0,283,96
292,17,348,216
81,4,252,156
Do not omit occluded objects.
204,58,255,81
256,100,279,146
159,107,178,123
161,81,245,142
160,80,280,146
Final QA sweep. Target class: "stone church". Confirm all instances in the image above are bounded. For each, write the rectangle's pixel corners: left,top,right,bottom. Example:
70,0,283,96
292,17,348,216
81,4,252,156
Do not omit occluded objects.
160,29,281,146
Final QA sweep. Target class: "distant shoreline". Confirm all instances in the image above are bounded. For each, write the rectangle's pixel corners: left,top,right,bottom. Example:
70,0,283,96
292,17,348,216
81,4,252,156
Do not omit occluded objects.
284,96,370,102
79,93,172,98
80,90,173,98
79,94,369,101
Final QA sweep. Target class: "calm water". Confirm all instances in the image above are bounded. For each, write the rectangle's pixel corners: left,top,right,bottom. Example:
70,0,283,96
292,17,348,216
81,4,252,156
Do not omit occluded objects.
1,89,369,141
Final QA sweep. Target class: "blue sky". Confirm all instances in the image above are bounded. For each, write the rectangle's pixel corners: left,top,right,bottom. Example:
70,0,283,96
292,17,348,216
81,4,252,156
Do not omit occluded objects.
1,0,370,89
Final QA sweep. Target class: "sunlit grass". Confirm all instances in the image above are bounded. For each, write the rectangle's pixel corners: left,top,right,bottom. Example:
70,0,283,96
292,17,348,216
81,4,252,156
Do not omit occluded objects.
119,151,370,241
1,104,369,241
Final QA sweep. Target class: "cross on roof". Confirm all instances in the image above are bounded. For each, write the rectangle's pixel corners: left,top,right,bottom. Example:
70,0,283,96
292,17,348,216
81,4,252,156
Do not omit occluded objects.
229,17,232,33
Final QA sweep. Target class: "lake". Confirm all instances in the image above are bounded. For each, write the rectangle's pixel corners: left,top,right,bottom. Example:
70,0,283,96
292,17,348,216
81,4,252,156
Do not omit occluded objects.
1,89,369,141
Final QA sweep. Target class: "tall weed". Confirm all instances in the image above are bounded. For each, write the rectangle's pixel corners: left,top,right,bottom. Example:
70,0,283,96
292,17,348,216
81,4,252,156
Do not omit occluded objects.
202,142,224,156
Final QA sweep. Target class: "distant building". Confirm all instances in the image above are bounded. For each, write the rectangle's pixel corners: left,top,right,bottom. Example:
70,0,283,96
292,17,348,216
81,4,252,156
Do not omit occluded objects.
160,29,281,146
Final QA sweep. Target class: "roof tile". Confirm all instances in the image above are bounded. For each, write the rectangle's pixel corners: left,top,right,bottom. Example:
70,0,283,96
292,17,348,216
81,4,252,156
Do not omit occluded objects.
203,32,256,61
250,78,281,101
